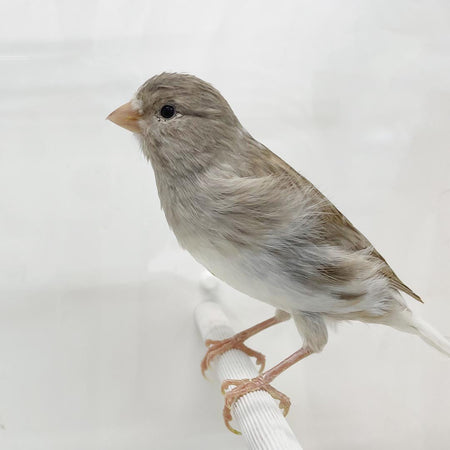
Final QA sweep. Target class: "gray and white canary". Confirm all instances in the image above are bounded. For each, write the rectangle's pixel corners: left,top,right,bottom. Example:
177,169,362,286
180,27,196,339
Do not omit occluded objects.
108,73,449,433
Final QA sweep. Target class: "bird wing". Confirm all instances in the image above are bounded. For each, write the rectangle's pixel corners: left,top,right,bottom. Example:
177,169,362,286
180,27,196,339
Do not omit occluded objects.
241,141,422,303
322,202,423,303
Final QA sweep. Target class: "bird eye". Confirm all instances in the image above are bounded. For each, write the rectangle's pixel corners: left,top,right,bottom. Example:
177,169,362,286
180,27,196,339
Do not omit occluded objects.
160,105,175,119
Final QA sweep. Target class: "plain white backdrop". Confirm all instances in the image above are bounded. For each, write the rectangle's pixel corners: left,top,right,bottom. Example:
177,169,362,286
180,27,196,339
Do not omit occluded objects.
1,1,449,449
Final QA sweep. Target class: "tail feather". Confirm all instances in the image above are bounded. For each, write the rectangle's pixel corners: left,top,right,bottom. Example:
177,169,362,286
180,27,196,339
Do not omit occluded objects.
387,309,450,356
409,314,450,357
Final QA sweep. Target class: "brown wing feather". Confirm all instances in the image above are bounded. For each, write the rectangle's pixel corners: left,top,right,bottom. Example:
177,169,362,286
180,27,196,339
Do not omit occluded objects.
370,246,423,302
327,206,423,303
248,143,423,303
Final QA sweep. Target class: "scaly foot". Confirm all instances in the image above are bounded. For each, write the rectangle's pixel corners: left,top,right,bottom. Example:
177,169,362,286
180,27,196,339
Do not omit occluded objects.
221,376,291,434
201,336,266,377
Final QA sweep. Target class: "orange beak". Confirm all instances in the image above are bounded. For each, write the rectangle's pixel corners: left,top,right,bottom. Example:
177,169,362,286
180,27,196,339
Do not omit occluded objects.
107,101,142,133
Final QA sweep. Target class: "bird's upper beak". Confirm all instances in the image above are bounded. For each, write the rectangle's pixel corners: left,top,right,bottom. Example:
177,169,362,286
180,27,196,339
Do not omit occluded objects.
107,101,142,133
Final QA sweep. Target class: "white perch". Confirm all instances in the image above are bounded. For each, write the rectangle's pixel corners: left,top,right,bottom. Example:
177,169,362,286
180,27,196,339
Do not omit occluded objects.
195,272,304,450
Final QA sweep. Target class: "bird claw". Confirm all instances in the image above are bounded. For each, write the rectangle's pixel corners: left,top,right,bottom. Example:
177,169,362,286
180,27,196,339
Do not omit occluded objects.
221,376,291,434
201,336,266,378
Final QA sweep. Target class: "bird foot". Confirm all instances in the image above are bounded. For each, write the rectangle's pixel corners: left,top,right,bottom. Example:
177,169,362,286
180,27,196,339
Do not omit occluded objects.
221,376,291,434
201,336,266,377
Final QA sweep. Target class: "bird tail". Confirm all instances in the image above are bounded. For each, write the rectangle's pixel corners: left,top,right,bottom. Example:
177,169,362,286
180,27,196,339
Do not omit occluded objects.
403,312,450,357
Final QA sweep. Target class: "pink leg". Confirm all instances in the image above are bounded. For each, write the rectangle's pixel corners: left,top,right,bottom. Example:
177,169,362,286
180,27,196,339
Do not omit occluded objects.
201,311,290,377
222,347,313,434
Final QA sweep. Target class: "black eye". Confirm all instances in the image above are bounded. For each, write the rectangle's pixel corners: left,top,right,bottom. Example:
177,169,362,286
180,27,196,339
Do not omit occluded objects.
160,104,175,119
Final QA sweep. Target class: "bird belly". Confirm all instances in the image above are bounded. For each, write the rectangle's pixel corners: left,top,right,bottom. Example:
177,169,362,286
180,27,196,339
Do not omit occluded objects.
187,243,325,313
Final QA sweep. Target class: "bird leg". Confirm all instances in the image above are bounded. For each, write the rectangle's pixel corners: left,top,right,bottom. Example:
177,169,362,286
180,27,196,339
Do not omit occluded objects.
201,310,290,377
221,346,312,434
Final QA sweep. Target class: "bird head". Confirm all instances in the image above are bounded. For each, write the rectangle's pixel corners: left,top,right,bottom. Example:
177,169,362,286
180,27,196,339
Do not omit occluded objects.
107,73,243,176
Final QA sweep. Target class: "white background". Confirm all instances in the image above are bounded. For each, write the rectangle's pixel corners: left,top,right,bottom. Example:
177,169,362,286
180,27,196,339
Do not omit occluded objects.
1,1,449,449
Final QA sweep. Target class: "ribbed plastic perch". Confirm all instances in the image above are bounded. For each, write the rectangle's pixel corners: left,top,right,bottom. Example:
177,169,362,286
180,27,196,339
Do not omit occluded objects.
195,272,304,450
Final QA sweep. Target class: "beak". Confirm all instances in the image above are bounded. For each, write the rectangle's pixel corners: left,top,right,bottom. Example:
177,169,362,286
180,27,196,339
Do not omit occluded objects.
107,101,142,133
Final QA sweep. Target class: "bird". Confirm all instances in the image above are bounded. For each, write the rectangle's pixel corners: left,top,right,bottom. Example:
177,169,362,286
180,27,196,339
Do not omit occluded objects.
107,72,450,434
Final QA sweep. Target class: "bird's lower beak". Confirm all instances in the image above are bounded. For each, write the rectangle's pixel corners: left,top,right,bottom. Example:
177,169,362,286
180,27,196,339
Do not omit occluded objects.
107,101,142,133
